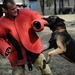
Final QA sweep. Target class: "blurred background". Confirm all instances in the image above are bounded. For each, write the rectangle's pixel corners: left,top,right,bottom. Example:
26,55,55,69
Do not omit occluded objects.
0,0,75,15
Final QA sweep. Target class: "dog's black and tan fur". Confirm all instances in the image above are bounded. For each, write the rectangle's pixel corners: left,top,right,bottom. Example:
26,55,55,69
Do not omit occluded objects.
44,16,75,63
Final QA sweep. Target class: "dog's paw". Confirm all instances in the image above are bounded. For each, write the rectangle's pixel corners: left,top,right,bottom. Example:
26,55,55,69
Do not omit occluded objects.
46,59,51,64
46,55,52,64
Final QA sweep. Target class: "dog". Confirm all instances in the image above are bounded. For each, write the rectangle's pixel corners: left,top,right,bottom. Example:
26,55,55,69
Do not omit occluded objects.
43,16,75,63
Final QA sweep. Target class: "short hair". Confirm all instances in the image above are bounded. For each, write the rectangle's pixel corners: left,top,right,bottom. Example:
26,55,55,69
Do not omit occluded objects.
3,0,15,9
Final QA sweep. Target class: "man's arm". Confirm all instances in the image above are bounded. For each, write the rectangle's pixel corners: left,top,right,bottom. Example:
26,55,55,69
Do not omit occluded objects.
0,26,11,57
32,19,48,32
24,9,48,31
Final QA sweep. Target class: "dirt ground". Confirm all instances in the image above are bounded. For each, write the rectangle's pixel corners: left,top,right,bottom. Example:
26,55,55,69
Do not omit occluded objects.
0,21,75,75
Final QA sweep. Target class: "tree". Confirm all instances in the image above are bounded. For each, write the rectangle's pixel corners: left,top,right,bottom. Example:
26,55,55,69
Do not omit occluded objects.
58,0,64,14
68,0,70,6
22,0,26,8
54,0,57,14
40,0,45,15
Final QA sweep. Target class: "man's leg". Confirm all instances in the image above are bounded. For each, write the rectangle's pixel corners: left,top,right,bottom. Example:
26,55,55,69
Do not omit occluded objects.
12,65,25,75
33,53,53,75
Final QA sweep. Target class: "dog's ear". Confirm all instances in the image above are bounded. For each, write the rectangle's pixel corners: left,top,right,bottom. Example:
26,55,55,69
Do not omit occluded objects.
56,16,65,22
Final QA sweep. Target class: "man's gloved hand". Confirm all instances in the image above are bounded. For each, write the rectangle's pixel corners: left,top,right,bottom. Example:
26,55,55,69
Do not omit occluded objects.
33,21,41,29
5,47,11,57
32,18,48,32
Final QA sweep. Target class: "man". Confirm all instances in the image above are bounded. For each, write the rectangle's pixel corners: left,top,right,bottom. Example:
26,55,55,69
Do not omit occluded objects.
0,0,53,75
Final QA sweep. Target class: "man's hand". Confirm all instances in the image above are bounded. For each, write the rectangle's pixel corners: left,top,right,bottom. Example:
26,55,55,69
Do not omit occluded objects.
33,21,41,29
5,48,11,57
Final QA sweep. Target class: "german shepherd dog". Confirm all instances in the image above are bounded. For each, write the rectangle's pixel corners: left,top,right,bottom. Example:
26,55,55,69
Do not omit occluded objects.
43,16,75,63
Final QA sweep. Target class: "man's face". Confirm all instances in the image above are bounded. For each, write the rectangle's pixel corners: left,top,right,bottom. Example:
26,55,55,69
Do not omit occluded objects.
5,2,18,17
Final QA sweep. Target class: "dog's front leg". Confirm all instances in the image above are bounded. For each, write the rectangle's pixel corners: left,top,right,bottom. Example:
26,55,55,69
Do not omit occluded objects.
46,35,66,63
46,47,65,64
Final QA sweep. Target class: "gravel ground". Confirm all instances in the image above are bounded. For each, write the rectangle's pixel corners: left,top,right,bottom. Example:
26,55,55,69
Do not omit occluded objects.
0,21,75,75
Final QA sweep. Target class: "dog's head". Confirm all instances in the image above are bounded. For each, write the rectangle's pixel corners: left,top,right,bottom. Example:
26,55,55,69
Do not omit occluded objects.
44,16,65,31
